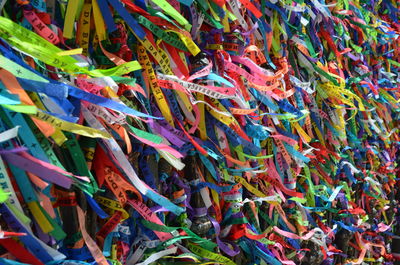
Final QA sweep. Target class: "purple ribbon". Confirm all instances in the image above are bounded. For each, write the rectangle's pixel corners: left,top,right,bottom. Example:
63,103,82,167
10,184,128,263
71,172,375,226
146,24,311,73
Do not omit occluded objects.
1,152,72,189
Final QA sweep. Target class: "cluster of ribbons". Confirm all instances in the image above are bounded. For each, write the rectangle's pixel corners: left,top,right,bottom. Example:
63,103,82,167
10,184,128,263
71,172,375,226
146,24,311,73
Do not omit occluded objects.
0,0,399,263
